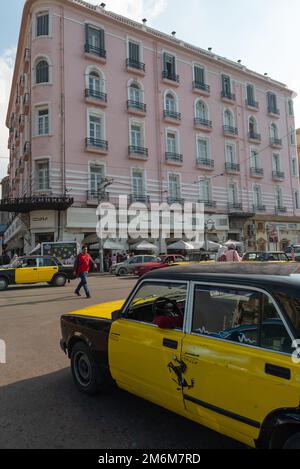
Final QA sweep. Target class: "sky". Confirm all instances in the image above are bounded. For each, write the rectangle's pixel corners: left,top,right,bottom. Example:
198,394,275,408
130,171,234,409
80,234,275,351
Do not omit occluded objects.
1,0,300,180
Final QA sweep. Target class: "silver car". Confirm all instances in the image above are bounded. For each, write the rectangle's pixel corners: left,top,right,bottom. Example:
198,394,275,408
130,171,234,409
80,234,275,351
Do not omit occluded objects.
110,255,159,276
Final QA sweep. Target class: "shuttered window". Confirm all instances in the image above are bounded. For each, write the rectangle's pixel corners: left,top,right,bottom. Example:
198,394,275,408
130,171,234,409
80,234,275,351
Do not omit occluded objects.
129,41,140,62
194,66,205,85
36,13,49,36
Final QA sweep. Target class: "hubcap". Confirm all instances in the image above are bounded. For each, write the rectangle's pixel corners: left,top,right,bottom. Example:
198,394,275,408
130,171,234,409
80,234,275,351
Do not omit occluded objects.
74,351,92,387
56,276,65,286
0,279,7,290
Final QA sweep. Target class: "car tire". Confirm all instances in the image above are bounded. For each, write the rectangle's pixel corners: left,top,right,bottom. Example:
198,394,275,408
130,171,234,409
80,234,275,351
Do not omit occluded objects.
117,268,127,277
0,277,8,291
283,432,300,449
52,274,67,287
71,342,107,395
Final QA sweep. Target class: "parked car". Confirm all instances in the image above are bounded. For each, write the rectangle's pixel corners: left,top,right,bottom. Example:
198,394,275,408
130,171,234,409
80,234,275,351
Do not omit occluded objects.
110,255,159,276
60,262,300,449
133,254,187,277
285,246,300,261
243,251,290,262
0,255,74,291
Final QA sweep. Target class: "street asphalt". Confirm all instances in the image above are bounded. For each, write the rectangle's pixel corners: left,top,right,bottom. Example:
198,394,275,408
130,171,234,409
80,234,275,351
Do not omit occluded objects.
0,276,244,449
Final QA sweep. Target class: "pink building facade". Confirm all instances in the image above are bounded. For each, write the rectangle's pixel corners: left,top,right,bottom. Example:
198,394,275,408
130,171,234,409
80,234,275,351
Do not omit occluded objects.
3,0,300,253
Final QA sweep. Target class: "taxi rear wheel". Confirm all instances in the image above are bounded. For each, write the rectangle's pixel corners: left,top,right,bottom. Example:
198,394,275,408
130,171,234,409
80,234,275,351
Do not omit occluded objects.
283,432,300,449
0,277,8,291
117,267,127,276
52,274,67,287
71,342,104,395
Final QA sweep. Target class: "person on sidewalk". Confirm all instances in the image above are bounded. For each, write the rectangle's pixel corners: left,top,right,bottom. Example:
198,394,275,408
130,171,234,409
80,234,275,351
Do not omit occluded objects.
224,243,242,263
74,246,97,299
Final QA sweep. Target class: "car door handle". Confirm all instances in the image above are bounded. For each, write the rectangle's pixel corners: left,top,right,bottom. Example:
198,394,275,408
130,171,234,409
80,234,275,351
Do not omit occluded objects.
265,363,291,380
163,338,178,350
33,268,38,271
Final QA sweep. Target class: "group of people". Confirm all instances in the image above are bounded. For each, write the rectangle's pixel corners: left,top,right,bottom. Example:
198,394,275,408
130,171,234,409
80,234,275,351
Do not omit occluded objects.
217,244,242,263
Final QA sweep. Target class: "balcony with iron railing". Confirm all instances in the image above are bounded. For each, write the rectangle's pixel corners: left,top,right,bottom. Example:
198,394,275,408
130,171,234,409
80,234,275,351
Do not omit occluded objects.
84,43,106,61
129,194,150,204
270,137,282,148
163,110,181,122
275,206,287,214
246,98,259,110
192,81,210,95
162,70,180,84
272,170,285,180
194,118,212,131
221,90,236,102
248,131,261,142
268,106,280,117
126,58,146,74
196,158,214,170
127,100,147,115
24,48,30,72
165,152,183,165
223,125,238,137
128,145,148,159
225,162,240,173
228,202,243,211
85,138,108,154
167,196,184,205
253,204,266,212
199,199,217,209
87,191,110,205
85,88,107,106
250,167,264,177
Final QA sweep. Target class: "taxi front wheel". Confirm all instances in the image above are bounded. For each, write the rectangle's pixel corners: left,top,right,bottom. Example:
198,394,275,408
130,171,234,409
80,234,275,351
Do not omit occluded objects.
284,432,300,449
70,342,104,395
0,277,8,291
52,274,67,287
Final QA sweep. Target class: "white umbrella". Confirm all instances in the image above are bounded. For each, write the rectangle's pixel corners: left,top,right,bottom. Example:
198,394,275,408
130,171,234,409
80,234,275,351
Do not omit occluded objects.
89,240,125,250
168,240,195,250
132,240,159,251
224,240,242,246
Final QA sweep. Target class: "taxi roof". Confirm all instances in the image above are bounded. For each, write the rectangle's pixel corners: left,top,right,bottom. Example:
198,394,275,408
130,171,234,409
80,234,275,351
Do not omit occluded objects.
143,262,300,290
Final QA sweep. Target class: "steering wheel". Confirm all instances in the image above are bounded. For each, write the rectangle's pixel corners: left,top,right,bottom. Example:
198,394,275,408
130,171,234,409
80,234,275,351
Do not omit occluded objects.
152,296,182,317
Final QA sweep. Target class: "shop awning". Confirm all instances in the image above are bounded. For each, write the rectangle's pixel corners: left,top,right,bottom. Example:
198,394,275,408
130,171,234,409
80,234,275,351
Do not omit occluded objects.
89,239,125,250
131,240,159,251
167,240,195,251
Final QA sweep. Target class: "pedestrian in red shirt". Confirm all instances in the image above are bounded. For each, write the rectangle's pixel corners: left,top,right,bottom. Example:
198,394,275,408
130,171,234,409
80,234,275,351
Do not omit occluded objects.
74,247,97,298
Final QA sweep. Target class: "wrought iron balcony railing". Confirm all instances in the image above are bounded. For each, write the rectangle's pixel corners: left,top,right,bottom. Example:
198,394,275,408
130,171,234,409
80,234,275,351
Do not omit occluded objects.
129,194,150,204
162,70,179,83
85,88,107,102
228,202,243,211
221,90,236,101
167,197,184,205
270,137,282,146
128,145,148,157
248,132,261,141
194,118,212,128
87,191,110,201
223,125,238,135
199,199,217,208
272,170,285,179
250,167,264,176
246,99,259,109
275,206,287,214
166,152,183,163
225,162,240,172
193,81,210,93
164,110,181,120
268,106,280,115
86,138,108,150
253,204,266,212
127,100,146,112
84,44,106,59
126,58,145,72
197,158,214,168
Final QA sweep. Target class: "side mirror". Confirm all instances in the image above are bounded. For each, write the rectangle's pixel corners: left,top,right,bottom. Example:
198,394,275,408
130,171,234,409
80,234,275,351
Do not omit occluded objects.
111,310,122,322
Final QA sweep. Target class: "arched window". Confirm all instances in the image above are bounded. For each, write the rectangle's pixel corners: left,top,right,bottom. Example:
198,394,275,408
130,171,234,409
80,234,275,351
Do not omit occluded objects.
248,116,258,137
270,123,278,140
36,59,49,84
224,108,234,128
195,100,208,120
89,70,102,94
129,81,142,103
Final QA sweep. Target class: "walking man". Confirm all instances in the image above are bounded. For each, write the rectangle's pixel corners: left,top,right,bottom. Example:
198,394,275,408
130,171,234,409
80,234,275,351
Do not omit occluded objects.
74,246,97,299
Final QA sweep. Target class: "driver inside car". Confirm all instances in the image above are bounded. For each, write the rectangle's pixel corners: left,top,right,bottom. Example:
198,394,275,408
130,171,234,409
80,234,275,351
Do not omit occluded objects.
153,299,184,329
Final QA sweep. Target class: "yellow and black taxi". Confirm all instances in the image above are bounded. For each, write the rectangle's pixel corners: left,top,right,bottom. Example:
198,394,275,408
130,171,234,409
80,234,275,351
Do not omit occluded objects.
60,262,300,449
0,255,74,290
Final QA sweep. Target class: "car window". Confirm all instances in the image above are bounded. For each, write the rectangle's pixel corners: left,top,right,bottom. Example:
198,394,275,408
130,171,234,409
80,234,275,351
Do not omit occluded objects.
247,253,257,261
19,258,37,268
144,256,156,262
279,253,288,261
123,282,187,329
192,285,292,354
38,258,57,267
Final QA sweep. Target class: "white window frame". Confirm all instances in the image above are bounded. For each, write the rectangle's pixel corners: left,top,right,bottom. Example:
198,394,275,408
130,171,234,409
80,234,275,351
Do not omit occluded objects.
34,103,51,136
34,157,50,192
196,134,210,161
131,167,147,198
164,89,179,113
128,79,144,103
227,180,239,205
88,161,105,195
223,108,235,127
272,153,281,172
168,172,181,200
198,176,212,202
85,65,106,93
195,98,209,120
126,36,144,63
270,122,279,140
193,62,207,84
250,147,260,169
245,82,256,103
129,118,145,148
252,183,262,207
225,141,236,164
33,10,52,39
248,115,258,134
87,108,106,141
291,156,298,177
165,127,180,154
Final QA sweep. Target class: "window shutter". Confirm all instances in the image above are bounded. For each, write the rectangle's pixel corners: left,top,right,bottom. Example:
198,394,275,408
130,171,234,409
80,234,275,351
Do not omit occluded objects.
85,23,90,44
99,28,105,51
129,42,139,62
195,66,204,84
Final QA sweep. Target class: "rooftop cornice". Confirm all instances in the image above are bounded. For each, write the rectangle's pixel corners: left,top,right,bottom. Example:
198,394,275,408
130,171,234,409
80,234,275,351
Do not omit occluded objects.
6,0,294,127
